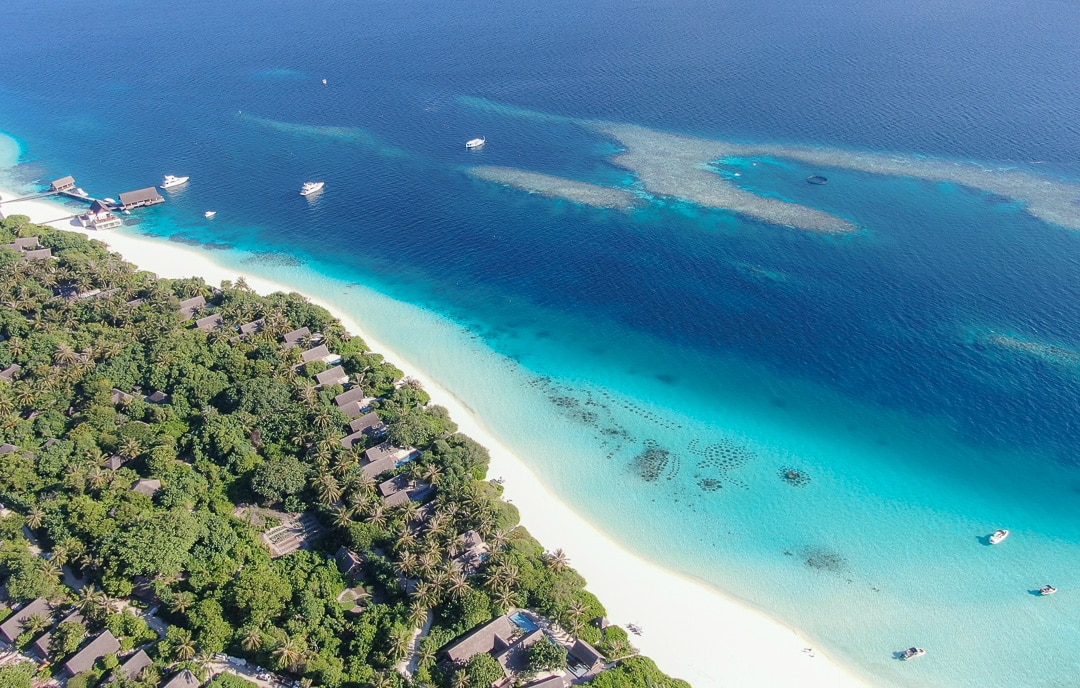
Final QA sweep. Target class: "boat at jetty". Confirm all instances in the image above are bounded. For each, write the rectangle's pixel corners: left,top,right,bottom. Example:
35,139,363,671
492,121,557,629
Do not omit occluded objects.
466,137,486,149
300,181,325,196
900,647,926,660
989,529,1010,545
1040,585,1058,596
162,175,189,189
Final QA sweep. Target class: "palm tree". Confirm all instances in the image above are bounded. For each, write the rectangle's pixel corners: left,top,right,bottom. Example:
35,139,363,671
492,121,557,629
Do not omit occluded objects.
25,506,44,530
567,599,588,637
172,629,197,662
169,591,195,615
22,613,50,637
75,584,109,618
333,506,354,528
53,342,78,367
545,548,570,573
241,626,264,652
272,635,304,670
411,581,440,609
313,473,343,505
38,558,62,584
447,570,470,599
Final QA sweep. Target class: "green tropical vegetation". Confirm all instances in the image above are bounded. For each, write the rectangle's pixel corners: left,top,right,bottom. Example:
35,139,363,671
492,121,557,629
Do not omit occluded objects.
0,216,686,688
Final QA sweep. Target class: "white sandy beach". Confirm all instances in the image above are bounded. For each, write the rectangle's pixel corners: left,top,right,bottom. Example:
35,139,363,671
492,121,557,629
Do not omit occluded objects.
1,188,870,688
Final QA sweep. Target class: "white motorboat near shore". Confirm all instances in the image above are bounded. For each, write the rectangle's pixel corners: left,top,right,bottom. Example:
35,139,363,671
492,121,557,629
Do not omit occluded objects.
900,647,925,660
989,529,1010,545
204,211,216,218
466,137,486,149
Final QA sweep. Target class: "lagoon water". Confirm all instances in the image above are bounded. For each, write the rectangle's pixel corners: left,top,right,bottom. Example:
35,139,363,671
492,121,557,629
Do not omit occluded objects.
4,0,1080,685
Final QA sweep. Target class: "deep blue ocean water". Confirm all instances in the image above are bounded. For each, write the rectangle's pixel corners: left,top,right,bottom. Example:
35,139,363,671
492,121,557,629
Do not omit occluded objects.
3,0,1080,685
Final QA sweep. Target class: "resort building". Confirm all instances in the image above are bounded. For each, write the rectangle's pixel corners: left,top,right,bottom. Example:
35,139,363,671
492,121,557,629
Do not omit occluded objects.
238,318,265,336
5,237,41,250
0,443,18,455
145,390,172,404
315,365,349,387
378,476,431,508
195,313,224,332
131,479,162,497
361,442,418,479
22,248,52,261
442,615,517,665
0,363,20,381
454,530,490,573
50,176,77,193
63,630,120,677
335,546,365,579
522,677,567,688
340,412,388,451
111,388,135,405
494,628,546,678
281,326,311,348
80,200,122,230
568,639,606,677
161,669,201,688
117,187,164,210
115,648,153,681
0,597,51,644
105,455,126,470
334,386,373,417
177,296,206,321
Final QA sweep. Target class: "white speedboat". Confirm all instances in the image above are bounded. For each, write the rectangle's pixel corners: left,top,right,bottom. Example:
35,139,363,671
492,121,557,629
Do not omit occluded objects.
900,647,926,660
989,529,1010,545
162,175,190,189
205,211,217,219
1039,585,1058,596
466,137,486,149
300,181,325,196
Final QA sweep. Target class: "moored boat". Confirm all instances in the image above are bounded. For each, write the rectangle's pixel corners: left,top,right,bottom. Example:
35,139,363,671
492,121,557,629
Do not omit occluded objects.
204,211,217,218
900,647,926,660
1039,585,1058,596
989,529,1010,545
162,175,190,189
466,137,486,149
300,181,325,196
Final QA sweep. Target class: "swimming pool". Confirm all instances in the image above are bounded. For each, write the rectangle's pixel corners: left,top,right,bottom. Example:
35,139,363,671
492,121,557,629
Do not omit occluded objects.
510,611,540,633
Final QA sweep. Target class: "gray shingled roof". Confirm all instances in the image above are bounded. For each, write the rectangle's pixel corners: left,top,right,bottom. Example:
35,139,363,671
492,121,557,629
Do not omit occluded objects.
161,669,201,688
301,344,331,362
116,648,153,679
315,365,348,386
0,363,21,381
443,615,516,664
0,598,51,644
131,479,162,496
349,411,386,436
570,638,604,667
63,630,120,676
195,313,224,332
118,187,163,206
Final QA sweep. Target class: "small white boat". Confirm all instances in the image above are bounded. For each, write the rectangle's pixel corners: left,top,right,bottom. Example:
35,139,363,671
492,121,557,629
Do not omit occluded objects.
900,647,925,661
74,187,88,197
204,211,217,219
989,529,1010,545
300,181,325,196
162,175,190,189
104,198,116,204
466,137,486,149
1039,585,1058,596
322,78,328,85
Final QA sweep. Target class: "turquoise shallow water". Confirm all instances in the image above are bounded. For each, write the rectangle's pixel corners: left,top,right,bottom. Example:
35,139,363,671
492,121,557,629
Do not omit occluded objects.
4,0,1080,684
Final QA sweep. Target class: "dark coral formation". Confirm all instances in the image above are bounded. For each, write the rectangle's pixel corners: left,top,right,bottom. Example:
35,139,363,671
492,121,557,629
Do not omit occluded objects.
632,441,680,482
801,547,847,573
779,467,811,487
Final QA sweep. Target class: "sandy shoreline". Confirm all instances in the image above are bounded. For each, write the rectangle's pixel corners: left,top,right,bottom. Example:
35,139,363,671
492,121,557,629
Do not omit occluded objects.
0,188,870,688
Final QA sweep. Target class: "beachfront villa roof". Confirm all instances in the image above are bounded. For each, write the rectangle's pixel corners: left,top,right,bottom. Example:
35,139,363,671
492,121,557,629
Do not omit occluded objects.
118,187,164,209
0,443,18,455
315,365,348,387
161,669,201,688
301,344,331,362
106,455,126,470
116,648,153,680
12,237,41,250
340,430,366,451
89,199,110,214
334,386,368,408
0,364,20,381
338,400,365,418
111,388,135,405
282,326,310,347
23,248,52,260
145,390,171,404
349,411,387,436
178,295,206,321
63,630,120,676
569,639,605,668
364,441,396,464
335,546,364,577
50,176,76,191
378,475,411,498
0,598,51,644
196,313,224,332
239,318,265,335
131,478,162,497
442,615,517,664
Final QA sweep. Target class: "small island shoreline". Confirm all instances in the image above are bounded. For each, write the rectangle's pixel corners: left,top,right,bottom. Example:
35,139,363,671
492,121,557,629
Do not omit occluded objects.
0,186,869,688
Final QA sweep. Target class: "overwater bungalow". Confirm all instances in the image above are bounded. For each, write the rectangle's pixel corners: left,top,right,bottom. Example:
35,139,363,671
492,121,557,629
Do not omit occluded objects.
50,176,76,193
117,187,164,210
